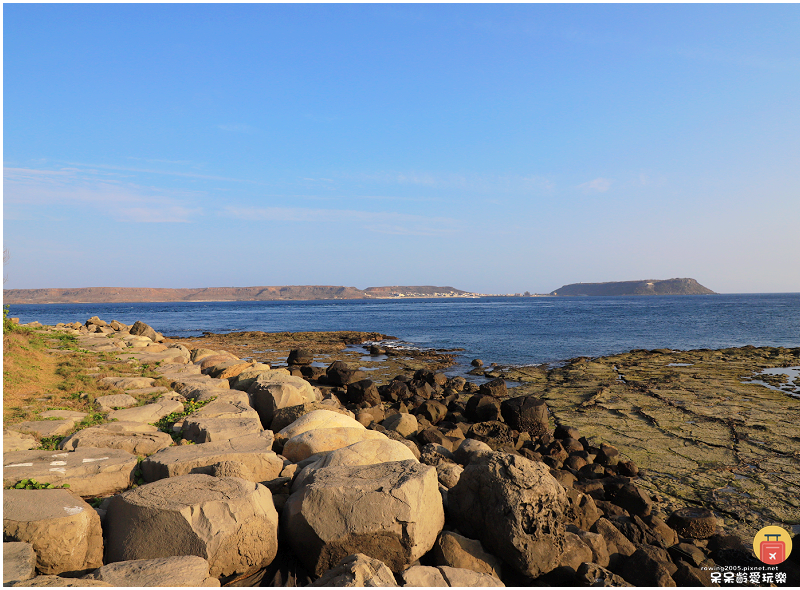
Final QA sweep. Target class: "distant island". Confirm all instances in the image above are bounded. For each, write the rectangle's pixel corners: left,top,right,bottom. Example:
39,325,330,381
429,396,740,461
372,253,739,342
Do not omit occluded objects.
550,278,716,296
2,285,478,304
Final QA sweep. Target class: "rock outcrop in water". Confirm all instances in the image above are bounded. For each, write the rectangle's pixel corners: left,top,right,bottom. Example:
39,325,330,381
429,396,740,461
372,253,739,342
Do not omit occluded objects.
551,278,716,296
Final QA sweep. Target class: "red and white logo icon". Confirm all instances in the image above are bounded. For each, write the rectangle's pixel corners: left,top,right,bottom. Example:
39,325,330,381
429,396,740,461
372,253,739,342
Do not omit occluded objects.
754,526,792,565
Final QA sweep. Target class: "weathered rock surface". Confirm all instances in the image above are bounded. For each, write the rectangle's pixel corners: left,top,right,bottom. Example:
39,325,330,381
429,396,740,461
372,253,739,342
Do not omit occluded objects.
308,553,397,587
3,448,137,496
3,430,39,452
141,432,282,483
400,565,505,587
381,413,419,438
3,489,103,576
10,575,112,587
106,399,183,424
277,409,365,440
448,452,569,578
270,402,354,433
105,474,279,582
3,542,37,585
84,556,220,587
432,531,502,578
292,438,418,491
248,373,320,427
282,427,388,463
58,423,173,456
283,460,444,575
181,397,263,443
93,394,138,412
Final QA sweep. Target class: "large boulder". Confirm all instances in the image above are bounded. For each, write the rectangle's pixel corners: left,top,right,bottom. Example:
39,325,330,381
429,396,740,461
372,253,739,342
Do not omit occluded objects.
309,553,397,587
326,361,367,386
271,402,354,433
105,474,279,583
345,380,382,407
293,438,418,491
277,409,366,440
283,460,444,575
3,448,137,497
129,321,159,342
282,428,389,463
3,489,103,576
248,374,321,427
84,556,220,587
141,432,283,483
448,452,569,578
500,396,550,436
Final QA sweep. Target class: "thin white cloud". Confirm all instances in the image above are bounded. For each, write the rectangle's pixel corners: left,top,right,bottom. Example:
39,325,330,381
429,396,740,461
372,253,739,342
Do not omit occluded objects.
577,177,613,194
223,206,460,237
4,165,202,223
340,170,555,194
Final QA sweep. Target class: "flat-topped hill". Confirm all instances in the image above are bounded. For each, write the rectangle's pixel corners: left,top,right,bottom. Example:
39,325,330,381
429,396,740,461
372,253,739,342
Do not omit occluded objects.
550,278,716,296
3,285,471,304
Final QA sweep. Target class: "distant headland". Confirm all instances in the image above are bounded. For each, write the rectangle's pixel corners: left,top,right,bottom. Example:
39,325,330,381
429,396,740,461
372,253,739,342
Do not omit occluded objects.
2,285,479,304
550,278,716,296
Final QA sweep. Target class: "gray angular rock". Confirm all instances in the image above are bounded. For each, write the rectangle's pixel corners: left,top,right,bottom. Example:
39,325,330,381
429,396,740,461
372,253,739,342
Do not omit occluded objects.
432,531,502,578
448,452,569,578
283,460,444,575
105,474,279,583
3,489,103,576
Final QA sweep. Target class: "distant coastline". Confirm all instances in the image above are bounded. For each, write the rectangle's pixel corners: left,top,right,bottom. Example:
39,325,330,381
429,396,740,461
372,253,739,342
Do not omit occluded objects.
2,285,486,305
3,278,719,304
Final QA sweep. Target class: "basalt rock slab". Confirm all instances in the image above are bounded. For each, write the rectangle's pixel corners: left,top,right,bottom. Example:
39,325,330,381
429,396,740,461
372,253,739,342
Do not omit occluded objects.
106,399,184,424
283,460,444,575
3,430,38,452
105,474,279,583
3,489,103,576
181,397,263,443
84,556,220,587
3,542,36,585
141,432,281,482
400,565,505,587
59,423,173,456
448,452,569,578
3,447,137,496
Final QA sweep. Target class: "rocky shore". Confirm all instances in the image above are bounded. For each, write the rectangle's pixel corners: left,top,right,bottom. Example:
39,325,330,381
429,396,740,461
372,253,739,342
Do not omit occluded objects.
3,317,799,586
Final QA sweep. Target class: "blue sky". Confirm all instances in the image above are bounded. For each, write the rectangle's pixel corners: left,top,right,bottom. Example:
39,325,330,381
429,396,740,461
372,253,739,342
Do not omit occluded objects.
4,4,799,293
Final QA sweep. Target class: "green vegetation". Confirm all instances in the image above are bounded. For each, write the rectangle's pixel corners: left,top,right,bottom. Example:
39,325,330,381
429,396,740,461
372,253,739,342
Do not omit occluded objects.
8,478,70,490
153,397,216,443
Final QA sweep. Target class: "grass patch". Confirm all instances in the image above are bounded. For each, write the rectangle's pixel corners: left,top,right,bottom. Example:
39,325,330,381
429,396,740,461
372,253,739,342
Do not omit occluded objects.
153,397,216,443
7,478,70,490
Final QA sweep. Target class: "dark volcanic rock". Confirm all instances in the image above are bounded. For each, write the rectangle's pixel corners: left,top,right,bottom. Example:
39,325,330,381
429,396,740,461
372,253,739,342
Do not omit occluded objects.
287,349,314,366
478,378,507,398
465,394,502,423
501,396,550,437
345,379,381,407
326,361,366,387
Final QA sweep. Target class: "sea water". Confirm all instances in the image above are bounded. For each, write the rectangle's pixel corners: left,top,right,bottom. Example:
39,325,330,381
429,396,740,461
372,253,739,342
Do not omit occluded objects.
8,293,799,371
